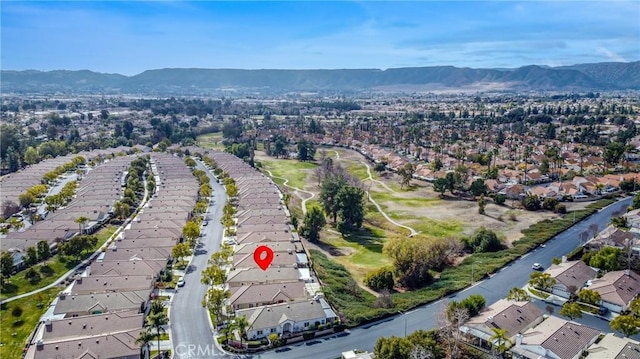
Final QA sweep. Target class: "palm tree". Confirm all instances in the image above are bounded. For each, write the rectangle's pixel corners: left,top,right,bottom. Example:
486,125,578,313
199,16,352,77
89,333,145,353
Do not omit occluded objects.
135,329,155,359
489,327,512,357
149,299,164,316
74,216,89,235
148,312,168,356
232,315,250,349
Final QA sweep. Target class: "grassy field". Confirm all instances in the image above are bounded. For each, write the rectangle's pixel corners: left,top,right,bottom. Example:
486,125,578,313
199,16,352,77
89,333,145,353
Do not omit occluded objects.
0,287,59,358
0,225,117,300
197,132,225,150
312,198,617,327
260,159,318,189
322,226,391,282
370,190,442,208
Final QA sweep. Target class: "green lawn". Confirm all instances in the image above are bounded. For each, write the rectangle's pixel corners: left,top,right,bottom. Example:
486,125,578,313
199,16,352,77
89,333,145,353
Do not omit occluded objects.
261,159,318,189
346,163,370,181
0,287,59,358
322,227,391,281
370,190,442,208
197,132,225,150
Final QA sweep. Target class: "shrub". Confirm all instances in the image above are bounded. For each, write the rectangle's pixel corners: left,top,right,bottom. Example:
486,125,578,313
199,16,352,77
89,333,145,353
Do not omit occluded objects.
39,264,54,276
460,294,486,317
463,227,504,253
302,331,315,340
542,197,559,210
554,204,567,214
522,195,541,211
494,194,506,205
363,267,394,292
25,267,41,284
11,306,23,317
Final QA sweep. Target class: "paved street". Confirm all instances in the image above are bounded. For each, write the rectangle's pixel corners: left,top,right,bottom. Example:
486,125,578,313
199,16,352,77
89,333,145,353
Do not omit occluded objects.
170,160,232,359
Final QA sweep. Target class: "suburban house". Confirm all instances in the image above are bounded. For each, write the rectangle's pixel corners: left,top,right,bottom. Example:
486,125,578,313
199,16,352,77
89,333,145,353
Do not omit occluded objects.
228,281,307,311
586,225,636,251
236,298,338,340
24,310,143,359
585,270,640,313
585,333,640,359
510,316,601,359
227,266,304,287
546,260,597,299
460,299,544,347
52,290,149,318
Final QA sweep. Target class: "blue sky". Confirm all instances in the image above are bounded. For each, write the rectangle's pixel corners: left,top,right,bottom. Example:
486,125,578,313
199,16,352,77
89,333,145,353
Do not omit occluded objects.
2,1,639,75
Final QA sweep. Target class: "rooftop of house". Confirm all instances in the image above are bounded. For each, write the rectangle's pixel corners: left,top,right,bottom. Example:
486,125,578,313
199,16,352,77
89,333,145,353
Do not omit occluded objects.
586,333,640,359
53,290,149,316
515,316,601,359
546,260,597,291
228,281,307,307
69,274,154,294
465,299,544,338
24,329,140,359
587,270,640,307
236,298,337,331
35,310,143,343
227,266,302,286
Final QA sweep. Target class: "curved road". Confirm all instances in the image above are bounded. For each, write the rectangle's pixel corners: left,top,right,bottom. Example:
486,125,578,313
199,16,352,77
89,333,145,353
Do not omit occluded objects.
170,160,233,359
247,196,633,359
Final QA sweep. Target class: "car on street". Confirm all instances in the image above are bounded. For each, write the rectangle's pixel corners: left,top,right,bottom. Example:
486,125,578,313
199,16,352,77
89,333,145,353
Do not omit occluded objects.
203,221,208,226
532,263,543,271
597,306,609,315
177,279,185,287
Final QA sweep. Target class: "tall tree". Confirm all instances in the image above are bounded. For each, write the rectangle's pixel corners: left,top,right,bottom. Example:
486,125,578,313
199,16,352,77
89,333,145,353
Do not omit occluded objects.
171,243,191,266
233,315,251,349
336,185,365,233
0,251,13,277
397,163,416,189
135,329,155,358
147,311,168,356
300,206,326,242
610,315,640,337
320,176,346,223
74,216,89,235
559,302,582,320
202,288,229,326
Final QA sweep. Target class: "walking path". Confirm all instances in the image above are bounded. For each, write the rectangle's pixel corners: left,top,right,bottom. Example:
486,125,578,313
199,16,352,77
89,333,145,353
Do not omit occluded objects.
264,161,417,236
264,169,315,215
360,161,418,236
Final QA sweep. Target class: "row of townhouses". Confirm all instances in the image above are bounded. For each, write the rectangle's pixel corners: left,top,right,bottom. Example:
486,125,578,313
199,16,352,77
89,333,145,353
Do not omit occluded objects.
206,150,338,343
22,152,199,359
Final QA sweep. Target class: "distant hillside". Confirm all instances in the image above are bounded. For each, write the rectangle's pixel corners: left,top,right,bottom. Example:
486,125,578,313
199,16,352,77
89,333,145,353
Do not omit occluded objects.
2,62,639,94
558,61,640,90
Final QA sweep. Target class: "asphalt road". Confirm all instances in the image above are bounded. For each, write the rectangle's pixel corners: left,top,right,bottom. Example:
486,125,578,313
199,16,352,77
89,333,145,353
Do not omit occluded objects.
170,160,230,359
247,196,634,359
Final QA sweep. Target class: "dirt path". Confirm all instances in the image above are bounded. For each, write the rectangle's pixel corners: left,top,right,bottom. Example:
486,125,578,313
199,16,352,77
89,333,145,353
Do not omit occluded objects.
359,161,419,236
265,169,315,215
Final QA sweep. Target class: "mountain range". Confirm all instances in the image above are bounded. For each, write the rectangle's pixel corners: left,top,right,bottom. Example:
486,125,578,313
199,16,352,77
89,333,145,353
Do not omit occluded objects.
2,61,639,94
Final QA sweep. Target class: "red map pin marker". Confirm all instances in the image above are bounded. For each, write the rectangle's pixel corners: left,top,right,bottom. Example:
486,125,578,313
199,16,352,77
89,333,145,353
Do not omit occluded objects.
253,245,274,271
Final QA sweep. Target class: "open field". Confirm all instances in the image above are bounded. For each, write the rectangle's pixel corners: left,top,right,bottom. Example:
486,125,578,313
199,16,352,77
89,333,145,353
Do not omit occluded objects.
0,287,59,358
257,147,561,287
258,159,318,189
197,132,225,150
